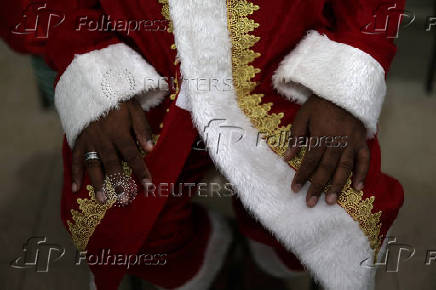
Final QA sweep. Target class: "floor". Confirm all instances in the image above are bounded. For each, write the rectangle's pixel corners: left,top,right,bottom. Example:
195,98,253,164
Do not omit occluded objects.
0,5,436,289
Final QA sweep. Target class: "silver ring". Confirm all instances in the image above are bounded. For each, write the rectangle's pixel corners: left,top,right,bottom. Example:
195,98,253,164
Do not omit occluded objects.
84,151,100,161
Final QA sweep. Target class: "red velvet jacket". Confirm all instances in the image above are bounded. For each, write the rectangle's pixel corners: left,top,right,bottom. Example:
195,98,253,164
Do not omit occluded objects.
1,1,405,289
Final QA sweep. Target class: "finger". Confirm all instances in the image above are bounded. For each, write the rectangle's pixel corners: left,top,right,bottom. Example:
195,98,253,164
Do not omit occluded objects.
352,145,370,191
326,147,354,204
307,147,341,207
284,112,308,162
128,100,154,152
292,145,325,193
92,132,123,177
71,137,85,193
84,144,106,204
95,135,127,198
114,134,152,188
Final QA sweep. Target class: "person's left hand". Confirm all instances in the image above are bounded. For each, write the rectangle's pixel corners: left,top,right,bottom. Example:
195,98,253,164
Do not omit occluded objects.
284,95,370,208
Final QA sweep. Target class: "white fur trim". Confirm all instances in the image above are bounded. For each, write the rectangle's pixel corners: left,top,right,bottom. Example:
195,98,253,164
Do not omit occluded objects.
272,30,387,138
175,80,192,111
169,1,377,289
248,239,305,279
55,43,168,146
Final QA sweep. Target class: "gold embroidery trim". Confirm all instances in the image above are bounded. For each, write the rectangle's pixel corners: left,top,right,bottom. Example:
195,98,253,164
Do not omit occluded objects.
159,0,173,33
226,0,382,258
67,163,132,251
157,0,181,143
157,0,179,103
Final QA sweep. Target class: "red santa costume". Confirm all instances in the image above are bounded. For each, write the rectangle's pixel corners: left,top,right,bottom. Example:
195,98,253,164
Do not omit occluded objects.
2,0,405,289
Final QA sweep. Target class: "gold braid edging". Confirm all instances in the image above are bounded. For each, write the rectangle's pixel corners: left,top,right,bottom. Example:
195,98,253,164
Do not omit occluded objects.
226,0,382,258
67,163,132,251
158,0,173,33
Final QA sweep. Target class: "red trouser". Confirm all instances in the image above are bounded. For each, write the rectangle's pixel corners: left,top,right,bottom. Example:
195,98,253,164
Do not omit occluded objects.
128,146,303,288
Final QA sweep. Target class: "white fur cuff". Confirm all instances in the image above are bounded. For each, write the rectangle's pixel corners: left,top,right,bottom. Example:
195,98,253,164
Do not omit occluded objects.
55,43,168,146
272,30,386,138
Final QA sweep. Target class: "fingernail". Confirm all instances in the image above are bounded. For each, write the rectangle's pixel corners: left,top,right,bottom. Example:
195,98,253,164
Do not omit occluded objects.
292,183,302,193
96,191,107,204
72,182,78,193
308,196,318,208
326,193,337,205
355,182,364,191
146,140,154,151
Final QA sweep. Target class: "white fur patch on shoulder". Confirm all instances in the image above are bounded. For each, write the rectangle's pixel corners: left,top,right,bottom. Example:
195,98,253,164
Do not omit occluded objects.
272,30,387,138
55,43,168,146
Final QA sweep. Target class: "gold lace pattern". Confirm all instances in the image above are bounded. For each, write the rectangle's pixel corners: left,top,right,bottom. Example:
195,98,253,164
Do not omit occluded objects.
67,163,132,251
226,0,382,258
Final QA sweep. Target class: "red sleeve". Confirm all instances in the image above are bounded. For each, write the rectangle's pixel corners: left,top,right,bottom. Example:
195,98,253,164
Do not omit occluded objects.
272,0,406,137
0,0,120,74
42,0,120,75
0,1,60,55
320,0,406,73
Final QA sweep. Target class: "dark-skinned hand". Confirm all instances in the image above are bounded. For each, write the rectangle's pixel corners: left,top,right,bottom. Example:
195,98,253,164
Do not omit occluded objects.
71,99,154,203
284,95,370,208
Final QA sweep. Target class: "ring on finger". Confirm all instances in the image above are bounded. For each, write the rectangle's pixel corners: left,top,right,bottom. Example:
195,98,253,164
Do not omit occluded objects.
84,151,100,161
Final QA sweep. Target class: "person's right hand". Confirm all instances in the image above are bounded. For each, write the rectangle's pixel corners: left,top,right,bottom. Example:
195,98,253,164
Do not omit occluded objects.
71,99,154,203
